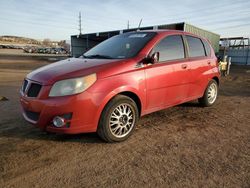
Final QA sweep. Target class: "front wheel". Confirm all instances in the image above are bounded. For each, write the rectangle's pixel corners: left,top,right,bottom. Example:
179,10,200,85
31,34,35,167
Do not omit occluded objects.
97,95,139,142
199,80,218,107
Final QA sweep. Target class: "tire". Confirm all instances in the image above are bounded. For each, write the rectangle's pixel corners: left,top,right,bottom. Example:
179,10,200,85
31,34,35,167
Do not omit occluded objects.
97,95,139,143
198,80,218,107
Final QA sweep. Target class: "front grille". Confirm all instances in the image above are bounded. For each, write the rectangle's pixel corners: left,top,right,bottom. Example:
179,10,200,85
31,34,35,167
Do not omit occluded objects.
27,83,42,97
24,110,40,121
22,80,28,92
22,79,42,98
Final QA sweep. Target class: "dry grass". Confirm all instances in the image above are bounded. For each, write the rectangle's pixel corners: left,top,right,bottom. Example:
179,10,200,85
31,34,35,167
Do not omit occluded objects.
0,57,249,188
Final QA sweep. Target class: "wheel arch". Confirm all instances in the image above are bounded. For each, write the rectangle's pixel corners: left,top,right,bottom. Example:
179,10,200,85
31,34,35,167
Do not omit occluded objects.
118,91,142,116
101,91,142,117
212,76,220,86
93,87,144,131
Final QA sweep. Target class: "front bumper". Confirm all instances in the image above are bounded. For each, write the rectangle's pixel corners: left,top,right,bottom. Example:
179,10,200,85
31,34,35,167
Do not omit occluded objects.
20,91,99,134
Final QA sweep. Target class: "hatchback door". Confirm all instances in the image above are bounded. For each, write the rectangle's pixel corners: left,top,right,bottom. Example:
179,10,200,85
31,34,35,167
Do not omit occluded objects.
144,35,191,113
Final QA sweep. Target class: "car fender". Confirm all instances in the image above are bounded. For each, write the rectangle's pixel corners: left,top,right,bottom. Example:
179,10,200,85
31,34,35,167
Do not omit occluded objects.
92,85,145,131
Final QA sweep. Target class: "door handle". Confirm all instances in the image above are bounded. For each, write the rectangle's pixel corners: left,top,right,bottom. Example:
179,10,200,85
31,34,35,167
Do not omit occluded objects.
181,64,187,69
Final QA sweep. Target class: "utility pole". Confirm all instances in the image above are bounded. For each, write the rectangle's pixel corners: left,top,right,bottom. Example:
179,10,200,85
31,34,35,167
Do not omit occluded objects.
79,12,82,35
127,20,130,29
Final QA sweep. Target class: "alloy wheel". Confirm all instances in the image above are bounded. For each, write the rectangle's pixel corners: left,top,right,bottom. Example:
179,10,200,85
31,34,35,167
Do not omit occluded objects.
109,103,135,138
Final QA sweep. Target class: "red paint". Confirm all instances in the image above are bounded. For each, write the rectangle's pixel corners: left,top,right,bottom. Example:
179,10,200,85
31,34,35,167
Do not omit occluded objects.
20,30,220,134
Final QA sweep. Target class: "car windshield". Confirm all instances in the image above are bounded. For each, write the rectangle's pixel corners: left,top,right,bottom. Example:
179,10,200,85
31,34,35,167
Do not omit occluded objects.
83,32,156,59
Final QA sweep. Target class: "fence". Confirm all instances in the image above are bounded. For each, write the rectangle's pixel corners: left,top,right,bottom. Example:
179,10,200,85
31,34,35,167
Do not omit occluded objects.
219,48,250,65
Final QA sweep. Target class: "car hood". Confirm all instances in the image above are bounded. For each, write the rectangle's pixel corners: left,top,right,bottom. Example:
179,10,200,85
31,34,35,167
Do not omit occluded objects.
27,58,126,85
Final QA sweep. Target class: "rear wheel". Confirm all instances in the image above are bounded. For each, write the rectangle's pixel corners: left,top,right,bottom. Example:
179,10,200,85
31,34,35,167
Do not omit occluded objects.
97,95,139,142
199,80,218,107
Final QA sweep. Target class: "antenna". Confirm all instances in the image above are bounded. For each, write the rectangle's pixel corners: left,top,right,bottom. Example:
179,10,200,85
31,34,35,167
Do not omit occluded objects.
137,19,142,31
79,12,82,34
127,20,130,29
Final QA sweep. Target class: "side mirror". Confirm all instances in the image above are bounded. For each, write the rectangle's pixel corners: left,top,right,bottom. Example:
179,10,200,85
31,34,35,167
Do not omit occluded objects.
150,52,159,64
140,52,159,66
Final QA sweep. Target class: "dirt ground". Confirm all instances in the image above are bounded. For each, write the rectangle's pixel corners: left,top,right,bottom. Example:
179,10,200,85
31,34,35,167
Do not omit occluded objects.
0,56,249,188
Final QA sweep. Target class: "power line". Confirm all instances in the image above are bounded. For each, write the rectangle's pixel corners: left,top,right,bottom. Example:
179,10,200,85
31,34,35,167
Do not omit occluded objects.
0,18,76,30
140,0,249,23
1,0,248,27
0,0,249,36
1,0,247,31
213,22,250,31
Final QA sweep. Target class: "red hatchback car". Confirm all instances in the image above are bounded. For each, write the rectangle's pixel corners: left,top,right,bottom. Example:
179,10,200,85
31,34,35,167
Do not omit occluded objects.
20,30,220,142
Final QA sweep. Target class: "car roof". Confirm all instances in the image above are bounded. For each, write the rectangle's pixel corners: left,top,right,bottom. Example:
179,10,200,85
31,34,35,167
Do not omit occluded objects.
134,29,208,41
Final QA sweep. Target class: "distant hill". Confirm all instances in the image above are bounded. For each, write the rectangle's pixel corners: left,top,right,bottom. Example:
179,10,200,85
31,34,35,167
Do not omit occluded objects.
0,36,42,45
0,36,69,49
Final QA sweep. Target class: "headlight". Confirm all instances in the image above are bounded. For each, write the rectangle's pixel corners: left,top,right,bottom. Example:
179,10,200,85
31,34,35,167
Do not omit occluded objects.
49,73,97,97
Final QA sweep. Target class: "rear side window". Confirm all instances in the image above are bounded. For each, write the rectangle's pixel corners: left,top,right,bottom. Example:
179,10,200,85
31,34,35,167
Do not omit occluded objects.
186,36,206,58
202,39,211,56
153,35,185,62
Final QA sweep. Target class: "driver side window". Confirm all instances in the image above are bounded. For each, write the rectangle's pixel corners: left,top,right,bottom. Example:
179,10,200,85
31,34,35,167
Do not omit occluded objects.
153,35,185,62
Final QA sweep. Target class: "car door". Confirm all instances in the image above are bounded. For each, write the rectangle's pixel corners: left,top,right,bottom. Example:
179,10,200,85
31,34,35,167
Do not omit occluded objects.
185,35,210,99
144,35,191,113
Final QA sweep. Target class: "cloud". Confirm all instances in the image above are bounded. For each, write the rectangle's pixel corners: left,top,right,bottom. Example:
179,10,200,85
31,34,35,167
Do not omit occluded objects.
0,0,249,39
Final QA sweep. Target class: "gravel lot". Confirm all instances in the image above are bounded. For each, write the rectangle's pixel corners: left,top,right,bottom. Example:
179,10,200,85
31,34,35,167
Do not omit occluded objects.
0,56,249,188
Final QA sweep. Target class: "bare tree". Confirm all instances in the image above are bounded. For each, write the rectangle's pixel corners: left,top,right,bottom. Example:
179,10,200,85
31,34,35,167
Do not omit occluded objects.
58,40,66,47
43,38,51,46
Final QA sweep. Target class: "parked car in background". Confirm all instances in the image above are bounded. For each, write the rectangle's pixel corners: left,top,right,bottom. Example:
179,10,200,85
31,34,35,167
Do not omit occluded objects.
50,47,67,54
50,48,57,54
58,47,67,54
23,47,68,54
37,47,46,53
45,48,51,54
20,30,220,142
23,46,37,53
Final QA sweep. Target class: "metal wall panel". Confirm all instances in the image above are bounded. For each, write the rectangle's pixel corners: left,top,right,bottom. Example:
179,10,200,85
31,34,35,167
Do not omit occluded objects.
184,23,220,53
71,36,86,57
71,35,101,57
71,22,220,57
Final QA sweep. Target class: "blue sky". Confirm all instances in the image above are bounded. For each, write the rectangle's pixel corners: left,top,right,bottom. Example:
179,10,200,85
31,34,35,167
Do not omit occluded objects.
0,0,249,40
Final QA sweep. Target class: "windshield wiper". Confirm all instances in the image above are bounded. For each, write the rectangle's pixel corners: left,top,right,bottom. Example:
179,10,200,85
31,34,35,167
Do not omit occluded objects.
83,54,114,59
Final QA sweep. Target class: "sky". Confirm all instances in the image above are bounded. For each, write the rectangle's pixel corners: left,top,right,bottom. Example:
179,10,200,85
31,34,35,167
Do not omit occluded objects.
0,0,249,41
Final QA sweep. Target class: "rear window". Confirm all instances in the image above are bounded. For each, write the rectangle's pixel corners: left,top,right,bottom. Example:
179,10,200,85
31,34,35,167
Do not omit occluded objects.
153,35,185,62
186,36,206,58
202,39,211,56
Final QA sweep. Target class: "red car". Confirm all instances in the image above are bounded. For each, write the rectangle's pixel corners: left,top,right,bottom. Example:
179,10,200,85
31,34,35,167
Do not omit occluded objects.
20,30,220,142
